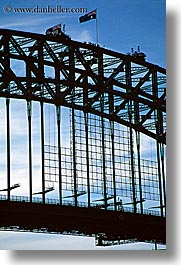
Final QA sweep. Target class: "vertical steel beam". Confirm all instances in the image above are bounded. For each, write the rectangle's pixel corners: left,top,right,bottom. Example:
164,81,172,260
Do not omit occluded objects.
109,87,117,211
38,40,45,203
110,121,117,211
136,131,143,214
158,109,166,210
101,105,107,210
6,98,10,201
134,100,143,214
83,77,90,207
160,143,166,209
98,52,107,210
84,112,90,207
4,36,11,200
156,140,163,217
26,56,33,203
56,106,62,205
40,101,45,204
129,120,137,213
55,65,62,205
72,107,77,206
69,46,77,206
126,62,137,213
152,71,163,217
27,101,32,203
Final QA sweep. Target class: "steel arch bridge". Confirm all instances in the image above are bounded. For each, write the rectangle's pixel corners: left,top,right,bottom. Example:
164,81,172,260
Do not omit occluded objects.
0,29,166,245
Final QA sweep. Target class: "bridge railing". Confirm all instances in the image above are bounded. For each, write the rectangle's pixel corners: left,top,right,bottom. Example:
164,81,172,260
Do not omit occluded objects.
0,194,161,216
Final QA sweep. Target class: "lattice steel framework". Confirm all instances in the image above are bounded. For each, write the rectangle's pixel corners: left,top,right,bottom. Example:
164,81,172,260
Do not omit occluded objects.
44,110,162,212
0,29,166,217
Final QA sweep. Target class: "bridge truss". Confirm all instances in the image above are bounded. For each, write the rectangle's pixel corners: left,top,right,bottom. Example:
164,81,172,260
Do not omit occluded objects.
0,29,166,244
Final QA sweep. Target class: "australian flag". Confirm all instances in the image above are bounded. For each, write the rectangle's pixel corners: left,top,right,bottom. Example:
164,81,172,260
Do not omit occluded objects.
79,9,96,23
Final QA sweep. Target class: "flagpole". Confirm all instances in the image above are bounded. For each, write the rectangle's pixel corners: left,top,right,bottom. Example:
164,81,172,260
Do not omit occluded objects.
96,8,99,45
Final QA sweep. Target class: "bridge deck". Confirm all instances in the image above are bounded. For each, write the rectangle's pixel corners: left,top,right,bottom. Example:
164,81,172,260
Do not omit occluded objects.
0,200,166,244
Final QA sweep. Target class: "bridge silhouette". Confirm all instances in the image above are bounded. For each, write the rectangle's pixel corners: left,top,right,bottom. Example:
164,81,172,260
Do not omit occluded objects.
0,29,166,245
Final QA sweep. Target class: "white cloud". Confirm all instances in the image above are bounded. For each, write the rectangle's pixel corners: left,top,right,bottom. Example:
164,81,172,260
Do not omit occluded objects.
1,15,61,33
78,30,94,43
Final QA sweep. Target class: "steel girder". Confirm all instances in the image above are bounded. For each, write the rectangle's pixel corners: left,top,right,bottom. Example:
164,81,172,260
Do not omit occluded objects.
0,29,166,144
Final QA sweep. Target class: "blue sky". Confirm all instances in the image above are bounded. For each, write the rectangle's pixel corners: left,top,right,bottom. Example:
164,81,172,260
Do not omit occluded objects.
0,0,166,250
0,0,166,66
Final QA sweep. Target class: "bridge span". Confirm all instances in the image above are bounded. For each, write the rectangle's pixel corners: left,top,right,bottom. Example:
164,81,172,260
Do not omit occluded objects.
0,29,166,245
